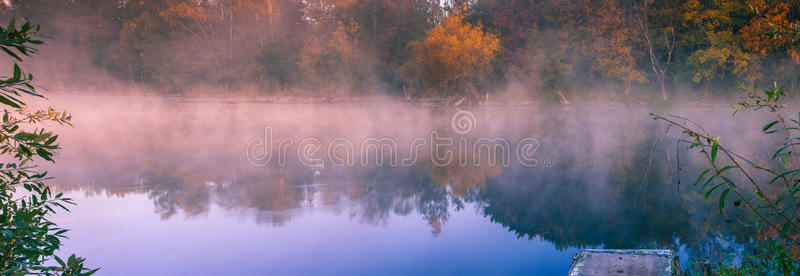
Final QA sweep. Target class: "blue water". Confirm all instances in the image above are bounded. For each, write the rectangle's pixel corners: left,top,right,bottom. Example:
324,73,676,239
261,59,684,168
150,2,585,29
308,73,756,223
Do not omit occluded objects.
43,95,765,275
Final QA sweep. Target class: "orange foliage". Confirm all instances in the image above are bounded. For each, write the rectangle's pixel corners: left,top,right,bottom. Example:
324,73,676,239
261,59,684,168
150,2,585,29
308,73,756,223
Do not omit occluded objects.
403,15,500,98
159,0,271,27
740,0,794,54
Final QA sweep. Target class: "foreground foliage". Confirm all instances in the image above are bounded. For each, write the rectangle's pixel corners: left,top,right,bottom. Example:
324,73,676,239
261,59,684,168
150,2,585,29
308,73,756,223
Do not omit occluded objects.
655,13,800,275
655,82,800,274
0,18,97,275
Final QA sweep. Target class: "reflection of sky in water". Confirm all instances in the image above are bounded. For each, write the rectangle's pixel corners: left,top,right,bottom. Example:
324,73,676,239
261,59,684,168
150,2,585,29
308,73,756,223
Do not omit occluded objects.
53,193,577,275
35,95,787,274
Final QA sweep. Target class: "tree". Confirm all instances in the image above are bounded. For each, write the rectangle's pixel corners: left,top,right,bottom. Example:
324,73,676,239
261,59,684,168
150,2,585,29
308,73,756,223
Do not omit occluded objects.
322,0,442,90
250,0,307,90
686,30,756,93
0,18,96,275
740,0,800,93
119,1,178,89
468,0,539,51
580,0,647,95
526,28,575,104
634,0,678,100
467,0,540,79
254,40,301,90
682,0,758,94
402,15,500,103
296,16,373,92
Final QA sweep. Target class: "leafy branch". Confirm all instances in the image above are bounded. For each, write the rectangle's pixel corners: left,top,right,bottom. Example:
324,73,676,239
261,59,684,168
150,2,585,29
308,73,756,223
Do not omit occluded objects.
653,81,800,273
0,17,97,275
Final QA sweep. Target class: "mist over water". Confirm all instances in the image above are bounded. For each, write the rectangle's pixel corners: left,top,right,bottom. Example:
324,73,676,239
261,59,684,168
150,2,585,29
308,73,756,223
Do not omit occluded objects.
25,94,785,274
0,0,797,274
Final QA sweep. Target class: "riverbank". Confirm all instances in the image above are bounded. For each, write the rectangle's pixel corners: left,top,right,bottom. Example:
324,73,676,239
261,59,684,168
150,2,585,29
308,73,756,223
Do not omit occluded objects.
43,89,783,109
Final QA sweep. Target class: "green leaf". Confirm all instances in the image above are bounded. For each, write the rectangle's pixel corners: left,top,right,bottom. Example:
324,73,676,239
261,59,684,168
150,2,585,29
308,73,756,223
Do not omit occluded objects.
763,120,779,132
13,131,38,141
0,47,21,61
18,144,31,156
719,188,731,210
54,255,65,267
35,148,52,162
705,183,724,199
695,169,711,186
702,174,719,189
769,169,800,184
711,141,719,163
45,135,57,146
773,143,800,160
755,189,768,202
0,94,21,108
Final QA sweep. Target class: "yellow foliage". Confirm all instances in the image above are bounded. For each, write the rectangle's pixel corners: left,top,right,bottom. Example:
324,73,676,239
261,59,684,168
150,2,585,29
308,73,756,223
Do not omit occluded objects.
688,30,756,84
403,15,500,98
683,0,761,86
296,18,371,91
580,0,647,93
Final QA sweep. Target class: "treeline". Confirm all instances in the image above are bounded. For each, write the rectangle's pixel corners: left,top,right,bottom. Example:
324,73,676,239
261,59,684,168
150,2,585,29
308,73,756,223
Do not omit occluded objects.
2,0,800,102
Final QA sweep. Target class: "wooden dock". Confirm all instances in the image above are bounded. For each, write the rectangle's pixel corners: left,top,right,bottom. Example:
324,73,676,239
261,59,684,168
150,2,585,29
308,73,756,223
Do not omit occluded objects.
568,249,680,276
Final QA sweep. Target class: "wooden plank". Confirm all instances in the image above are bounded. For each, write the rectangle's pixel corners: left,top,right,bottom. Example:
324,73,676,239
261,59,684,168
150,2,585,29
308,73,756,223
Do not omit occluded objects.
568,249,680,276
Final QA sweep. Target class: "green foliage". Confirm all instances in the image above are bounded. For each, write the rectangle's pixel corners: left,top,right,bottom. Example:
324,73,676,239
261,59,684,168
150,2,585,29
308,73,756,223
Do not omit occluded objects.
253,41,300,90
0,18,97,275
653,81,800,274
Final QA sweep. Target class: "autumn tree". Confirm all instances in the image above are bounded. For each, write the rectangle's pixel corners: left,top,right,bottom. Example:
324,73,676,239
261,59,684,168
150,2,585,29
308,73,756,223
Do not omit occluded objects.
296,0,336,89
740,0,800,93
579,0,647,95
8,0,800,100
329,18,371,92
296,16,373,93
681,0,758,94
402,15,500,104
250,0,307,90
118,0,177,89
467,0,540,79
527,28,576,104
321,0,442,90
157,0,277,89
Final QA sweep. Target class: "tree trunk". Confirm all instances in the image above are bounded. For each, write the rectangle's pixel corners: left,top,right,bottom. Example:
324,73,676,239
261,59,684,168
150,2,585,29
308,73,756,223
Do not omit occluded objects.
464,82,481,106
558,90,570,105
624,80,631,95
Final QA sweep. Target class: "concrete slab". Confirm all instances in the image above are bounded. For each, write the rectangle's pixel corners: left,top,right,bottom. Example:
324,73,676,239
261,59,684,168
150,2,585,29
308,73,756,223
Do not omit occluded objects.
568,249,680,276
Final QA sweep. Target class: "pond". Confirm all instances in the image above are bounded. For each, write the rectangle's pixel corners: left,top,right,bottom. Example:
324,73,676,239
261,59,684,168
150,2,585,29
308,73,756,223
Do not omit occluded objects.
41,95,777,275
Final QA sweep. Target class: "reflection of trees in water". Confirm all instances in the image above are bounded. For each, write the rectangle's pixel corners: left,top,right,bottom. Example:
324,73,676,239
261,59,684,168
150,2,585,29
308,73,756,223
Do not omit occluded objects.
47,106,765,255
476,125,689,249
475,117,746,259
54,132,744,253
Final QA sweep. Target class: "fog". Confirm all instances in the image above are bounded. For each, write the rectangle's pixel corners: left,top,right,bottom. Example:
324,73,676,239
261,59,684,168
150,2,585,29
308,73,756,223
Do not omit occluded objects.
16,95,778,248
4,1,800,274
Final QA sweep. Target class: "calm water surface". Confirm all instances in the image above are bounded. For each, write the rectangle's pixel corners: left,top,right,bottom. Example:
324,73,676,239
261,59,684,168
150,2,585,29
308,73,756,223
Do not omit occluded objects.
40,95,776,275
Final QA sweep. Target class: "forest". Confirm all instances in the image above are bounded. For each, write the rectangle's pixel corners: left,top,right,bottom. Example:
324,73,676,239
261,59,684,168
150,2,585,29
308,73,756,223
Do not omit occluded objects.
4,1,800,274
2,0,799,103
